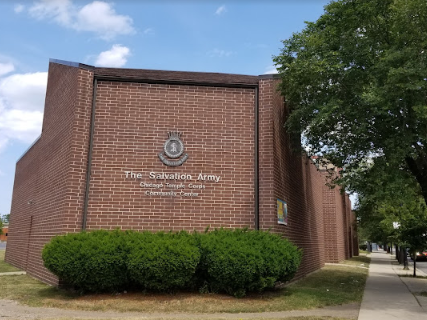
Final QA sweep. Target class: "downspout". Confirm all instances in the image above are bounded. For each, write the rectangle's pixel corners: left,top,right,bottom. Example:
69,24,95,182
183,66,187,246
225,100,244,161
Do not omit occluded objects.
82,78,98,230
254,86,259,230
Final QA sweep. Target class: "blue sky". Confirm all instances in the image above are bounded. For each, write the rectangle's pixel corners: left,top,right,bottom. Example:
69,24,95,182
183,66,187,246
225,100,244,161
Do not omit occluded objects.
0,0,331,216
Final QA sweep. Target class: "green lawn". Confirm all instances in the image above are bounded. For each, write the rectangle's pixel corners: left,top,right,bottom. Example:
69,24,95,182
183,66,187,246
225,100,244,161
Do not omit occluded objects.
0,254,368,314
0,249,21,273
340,255,370,267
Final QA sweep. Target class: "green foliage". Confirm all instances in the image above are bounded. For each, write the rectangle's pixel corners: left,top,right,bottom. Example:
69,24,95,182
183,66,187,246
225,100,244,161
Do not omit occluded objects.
274,0,427,204
355,157,427,251
0,219,3,236
396,201,427,251
359,244,368,251
127,231,200,292
195,229,302,297
42,230,130,292
2,214,10,224
43,229,301,297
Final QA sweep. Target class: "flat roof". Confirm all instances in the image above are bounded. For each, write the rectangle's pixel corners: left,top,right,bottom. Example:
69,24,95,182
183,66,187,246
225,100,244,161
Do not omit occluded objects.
50,58,261,87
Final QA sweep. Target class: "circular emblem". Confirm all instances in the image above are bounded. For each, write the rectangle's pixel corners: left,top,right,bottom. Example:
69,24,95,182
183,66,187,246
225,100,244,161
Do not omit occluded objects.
164,137,184,159
158,131,189,167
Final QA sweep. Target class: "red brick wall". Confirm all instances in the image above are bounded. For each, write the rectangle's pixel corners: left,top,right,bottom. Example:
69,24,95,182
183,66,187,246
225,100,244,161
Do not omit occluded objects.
85,81,256,231
5,63,94,285
322,171,355,263
258,77,356,274
0,226,8,241
61,68,94,234
334,187,346,262
6,62,357,286
5,140,40,271
323,180,337,262
258,77,326,277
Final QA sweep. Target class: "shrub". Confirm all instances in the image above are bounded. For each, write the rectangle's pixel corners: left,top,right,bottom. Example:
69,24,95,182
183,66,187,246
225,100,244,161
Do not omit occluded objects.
195,229,302,297
359,244,368,251
43,228,301,297
127,231,200,292
42,229,129,292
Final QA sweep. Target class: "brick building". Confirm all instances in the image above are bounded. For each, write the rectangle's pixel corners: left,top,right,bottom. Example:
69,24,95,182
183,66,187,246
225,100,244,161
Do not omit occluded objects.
5,59,358,285
0,224,8,242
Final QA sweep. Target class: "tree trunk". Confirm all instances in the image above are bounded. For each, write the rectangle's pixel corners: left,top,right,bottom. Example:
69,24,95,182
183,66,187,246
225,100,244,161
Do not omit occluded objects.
404,249,409,270
414,258,417,277
400,247,409,269
398,246,402,264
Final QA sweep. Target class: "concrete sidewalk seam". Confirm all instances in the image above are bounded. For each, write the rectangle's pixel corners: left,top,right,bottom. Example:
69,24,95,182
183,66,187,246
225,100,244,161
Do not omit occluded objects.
396,267,424,308
358,251,427,320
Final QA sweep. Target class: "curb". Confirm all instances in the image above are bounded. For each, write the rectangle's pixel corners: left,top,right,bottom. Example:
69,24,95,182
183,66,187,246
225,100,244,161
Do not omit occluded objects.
0,271,26,276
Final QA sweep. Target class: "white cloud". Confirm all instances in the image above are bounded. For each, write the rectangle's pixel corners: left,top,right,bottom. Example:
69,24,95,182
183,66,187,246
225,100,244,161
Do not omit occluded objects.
0,72,47,111
264,65,278,74
0,108,43,144
207,48,234,58
215,5,226,15
28,0,134,40
0,63,14,77
0,69,46,152
95,45,131,67
29,0,73,26
74,1,135,40
143,28,154,35
14,4,25,13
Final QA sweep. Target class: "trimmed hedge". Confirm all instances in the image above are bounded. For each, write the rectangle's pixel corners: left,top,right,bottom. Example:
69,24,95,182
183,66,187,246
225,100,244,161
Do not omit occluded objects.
127,231,200,292
42,229,129,292
42,228,302,296
195,229,302,297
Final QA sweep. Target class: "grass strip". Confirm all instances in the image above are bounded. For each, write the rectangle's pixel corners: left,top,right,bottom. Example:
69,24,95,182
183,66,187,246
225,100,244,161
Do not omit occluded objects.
0,254,368,314
13,318,351,320
0,250,21,273
33,318,351,320
339,255,370,267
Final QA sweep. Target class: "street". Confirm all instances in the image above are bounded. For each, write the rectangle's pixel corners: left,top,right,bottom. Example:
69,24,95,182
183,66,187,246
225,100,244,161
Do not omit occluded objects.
413,259,427,275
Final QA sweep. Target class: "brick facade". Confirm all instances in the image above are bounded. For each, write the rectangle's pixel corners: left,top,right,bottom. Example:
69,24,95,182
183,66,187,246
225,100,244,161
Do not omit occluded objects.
6,60,357,285
0,225,7,242
257,78,356,278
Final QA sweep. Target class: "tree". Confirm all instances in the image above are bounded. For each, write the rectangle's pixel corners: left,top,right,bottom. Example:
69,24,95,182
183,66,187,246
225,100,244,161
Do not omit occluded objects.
0,218,3,236
274,0,427,204
2,214,9,224
354,157,427,274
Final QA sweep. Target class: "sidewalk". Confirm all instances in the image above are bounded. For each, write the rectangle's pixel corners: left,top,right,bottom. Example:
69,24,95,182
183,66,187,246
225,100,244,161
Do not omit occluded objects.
0,271,26,276
358,250,427,320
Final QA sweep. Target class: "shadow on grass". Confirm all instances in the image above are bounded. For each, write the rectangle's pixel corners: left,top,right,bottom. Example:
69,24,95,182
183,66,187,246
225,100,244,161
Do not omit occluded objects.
345,255,370,264
0,266,367,313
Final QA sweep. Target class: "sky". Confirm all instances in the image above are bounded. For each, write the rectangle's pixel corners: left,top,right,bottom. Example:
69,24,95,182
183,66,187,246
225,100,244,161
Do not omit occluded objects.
0,0,332,216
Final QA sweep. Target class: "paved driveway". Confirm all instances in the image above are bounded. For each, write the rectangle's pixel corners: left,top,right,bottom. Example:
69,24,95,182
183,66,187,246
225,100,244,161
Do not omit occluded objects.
0,242,6,250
